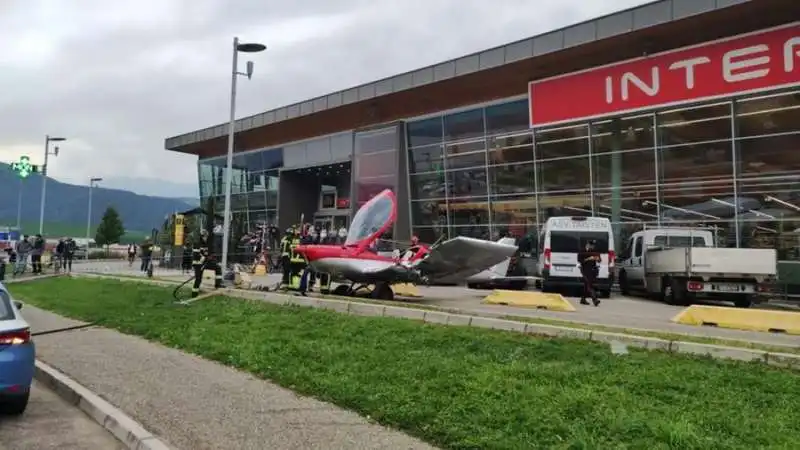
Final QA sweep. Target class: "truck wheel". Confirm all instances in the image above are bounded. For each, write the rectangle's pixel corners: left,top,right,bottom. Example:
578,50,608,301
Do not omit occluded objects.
619,271,630,295
734,295,753,309
662,279,688,306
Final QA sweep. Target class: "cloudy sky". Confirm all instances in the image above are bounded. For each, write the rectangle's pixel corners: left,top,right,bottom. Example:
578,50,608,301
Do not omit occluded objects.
0,0,648,195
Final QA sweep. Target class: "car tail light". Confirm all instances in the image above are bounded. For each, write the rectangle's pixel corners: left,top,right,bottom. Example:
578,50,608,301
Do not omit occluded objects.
0,328,31,345
608,250,616,268
687,281,704,291
543,248,551,270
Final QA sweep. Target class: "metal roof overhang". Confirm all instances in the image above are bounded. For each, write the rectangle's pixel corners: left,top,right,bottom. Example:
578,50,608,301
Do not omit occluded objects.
167,0,800,159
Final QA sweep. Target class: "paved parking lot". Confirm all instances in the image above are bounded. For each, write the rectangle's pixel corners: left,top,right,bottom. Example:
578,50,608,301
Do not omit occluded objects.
0,381,123,450
71,260,800,348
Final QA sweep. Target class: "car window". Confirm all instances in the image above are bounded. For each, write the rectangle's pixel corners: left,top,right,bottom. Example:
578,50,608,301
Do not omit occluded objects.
550,231,610,253
653,236,707,247
0,290,13,321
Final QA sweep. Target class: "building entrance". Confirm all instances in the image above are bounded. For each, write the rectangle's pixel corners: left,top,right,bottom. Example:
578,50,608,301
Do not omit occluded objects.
277,161,352,231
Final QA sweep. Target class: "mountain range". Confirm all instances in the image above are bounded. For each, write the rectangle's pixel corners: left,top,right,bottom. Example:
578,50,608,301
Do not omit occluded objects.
92,176,198,200
0,163,196,235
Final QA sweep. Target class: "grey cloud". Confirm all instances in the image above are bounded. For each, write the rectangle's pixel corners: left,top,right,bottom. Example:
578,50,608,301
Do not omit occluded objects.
0,0,648,190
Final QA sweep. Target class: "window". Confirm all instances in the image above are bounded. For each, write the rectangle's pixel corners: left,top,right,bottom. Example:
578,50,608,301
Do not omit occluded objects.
535,125,589,159
537,158,590,193
633,238,642,257
445,140,486,170
653,236,708,247
448,197,490,226
658,102,732,146
488,163,535,195
488,133,533,165
407,118,443,148
485,100,529,135
444,108,484,141
410,172,447,200
550,231,610,253
357,129,397,155
592,149,656,189
356,150,396,178
411,200,447,227
408,145,443,173
447,168,487,197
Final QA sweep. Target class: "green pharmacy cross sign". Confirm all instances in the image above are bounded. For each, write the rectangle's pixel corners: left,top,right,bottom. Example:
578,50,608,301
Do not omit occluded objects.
11,156,38,178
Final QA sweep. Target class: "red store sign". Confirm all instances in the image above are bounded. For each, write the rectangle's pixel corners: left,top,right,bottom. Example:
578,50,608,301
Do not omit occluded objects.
528,23,800,127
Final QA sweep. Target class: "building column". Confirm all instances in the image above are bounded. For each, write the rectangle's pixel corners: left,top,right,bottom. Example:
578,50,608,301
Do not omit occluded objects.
610,118,622,245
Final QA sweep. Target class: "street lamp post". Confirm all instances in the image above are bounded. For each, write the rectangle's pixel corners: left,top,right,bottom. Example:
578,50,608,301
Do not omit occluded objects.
221,37,266,272
16,178,23,229
86,177,103,260
39,135,66,235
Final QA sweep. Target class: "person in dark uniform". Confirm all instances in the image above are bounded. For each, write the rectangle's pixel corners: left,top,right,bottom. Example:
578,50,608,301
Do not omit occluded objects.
578,240,601,306
191,230,223,298
279,228,294,287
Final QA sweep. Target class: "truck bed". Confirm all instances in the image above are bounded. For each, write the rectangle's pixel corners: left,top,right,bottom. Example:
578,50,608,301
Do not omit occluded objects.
645,247,777,278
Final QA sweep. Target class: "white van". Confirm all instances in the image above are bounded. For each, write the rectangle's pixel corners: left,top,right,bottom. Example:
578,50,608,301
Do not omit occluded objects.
536,216,615,297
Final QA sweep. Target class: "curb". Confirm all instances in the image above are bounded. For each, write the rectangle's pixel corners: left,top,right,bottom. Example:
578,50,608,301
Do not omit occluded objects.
71,273,800,371
34,360,173,450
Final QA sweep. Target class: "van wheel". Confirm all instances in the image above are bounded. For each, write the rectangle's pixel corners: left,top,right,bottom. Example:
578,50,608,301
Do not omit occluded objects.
734,295,753,309
619,271,630,296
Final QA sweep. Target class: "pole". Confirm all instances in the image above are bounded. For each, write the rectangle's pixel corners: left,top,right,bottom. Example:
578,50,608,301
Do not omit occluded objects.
16,178,23,229
39,136,50,235
221,37,239,272
86,181,94,260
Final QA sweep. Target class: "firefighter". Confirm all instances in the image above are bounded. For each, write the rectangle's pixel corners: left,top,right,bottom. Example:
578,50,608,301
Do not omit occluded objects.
191,230,223,298
279,228,294,287
288,227,304,289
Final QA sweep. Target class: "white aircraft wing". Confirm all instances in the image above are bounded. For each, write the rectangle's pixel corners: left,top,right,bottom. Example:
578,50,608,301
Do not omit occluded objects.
417,236,518,281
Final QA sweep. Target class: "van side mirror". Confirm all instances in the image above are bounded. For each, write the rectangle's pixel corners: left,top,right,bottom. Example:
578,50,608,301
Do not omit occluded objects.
13,301,23,310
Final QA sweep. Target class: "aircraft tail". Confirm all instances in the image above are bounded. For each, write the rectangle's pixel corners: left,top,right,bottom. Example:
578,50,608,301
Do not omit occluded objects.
485,237,515,277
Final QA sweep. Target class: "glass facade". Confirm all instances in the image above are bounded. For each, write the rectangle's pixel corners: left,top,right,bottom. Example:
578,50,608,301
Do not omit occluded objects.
354,127,399,207
197,147,283,230
406,89,800,257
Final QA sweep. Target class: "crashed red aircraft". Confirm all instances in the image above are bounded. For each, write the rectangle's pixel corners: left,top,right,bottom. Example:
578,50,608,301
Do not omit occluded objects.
294,189,518,300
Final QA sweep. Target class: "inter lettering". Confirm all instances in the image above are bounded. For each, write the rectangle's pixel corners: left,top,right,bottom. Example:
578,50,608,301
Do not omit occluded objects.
722,44,770,82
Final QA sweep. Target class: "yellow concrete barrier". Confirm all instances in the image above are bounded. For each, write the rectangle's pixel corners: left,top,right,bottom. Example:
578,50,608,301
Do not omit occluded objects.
392,283,422,298
483,290,576,312
254,264,267,275
672,305,800,335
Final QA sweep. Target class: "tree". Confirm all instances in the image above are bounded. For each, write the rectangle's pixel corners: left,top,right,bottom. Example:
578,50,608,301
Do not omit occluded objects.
95,207,126,248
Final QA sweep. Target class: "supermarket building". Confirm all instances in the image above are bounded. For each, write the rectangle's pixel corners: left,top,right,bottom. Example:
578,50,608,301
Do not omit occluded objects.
165,0,800,257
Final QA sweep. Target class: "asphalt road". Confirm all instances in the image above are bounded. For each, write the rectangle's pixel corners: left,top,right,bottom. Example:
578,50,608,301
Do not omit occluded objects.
0,381,124,450
72,260,800,348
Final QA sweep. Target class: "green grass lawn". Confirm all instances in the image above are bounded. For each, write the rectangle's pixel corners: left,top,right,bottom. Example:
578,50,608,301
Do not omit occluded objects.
10,277,800,450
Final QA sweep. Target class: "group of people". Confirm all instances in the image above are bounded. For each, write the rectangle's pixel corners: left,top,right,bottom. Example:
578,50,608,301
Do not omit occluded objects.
3,234,57,276
126,238,154,273
277,224,336,294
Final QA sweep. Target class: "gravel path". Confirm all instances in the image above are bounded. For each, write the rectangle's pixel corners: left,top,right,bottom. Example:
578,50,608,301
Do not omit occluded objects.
24,306,436,450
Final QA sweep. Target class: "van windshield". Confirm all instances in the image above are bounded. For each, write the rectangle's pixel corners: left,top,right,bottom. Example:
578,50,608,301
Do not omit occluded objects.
550,231,609,253
653,236,708,248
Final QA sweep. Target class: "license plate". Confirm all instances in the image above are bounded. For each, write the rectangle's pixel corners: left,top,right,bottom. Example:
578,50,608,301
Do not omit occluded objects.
554,266,574,273
714,284,740,292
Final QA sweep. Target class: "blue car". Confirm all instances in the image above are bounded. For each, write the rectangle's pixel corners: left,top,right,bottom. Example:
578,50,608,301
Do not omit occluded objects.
0,283,34,415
